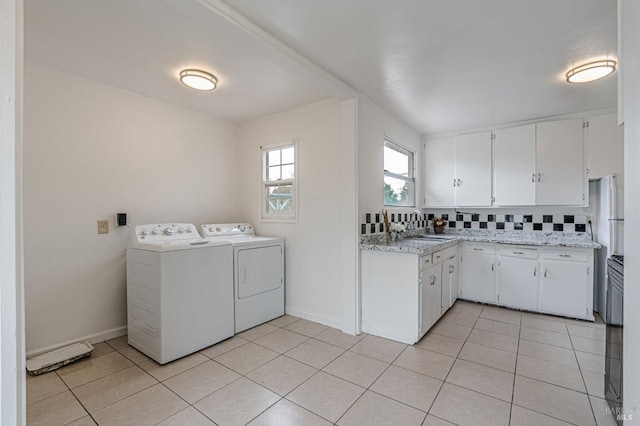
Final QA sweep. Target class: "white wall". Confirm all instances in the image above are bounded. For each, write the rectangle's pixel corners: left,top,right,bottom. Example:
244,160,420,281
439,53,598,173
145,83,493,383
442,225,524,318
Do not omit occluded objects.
1,0,25,423
621,0,640,422
23,62,239,354
358,96,422,215
236,98,357,329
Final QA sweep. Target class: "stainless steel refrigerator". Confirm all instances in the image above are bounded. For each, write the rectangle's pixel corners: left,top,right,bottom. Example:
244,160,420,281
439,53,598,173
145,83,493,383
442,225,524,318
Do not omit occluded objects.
589,174,624,319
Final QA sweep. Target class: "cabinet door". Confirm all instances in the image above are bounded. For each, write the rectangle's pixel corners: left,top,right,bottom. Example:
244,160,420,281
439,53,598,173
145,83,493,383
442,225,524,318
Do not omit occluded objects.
493,125,536,206
540,260,588,318
455,132,493,207
536,119,586,205
424,137,456,207
441,261,451,315
459,252,496,303
587,113,624,186
497,254,538,311
429,265,443,328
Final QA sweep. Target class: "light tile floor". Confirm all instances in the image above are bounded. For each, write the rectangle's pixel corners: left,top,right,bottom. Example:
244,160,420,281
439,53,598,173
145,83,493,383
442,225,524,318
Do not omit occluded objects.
27,302,616,425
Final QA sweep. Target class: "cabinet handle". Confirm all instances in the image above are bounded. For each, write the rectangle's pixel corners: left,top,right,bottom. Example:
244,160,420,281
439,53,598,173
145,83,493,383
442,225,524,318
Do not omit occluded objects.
513,251,524,255
537,173,541,182
559,254,571,258
533,267,537,276
473,248,482,251
430,275,436,285
453,178,457,187
458,178,461,186
531,173,536,183
544,268,548,278
491,263,494,271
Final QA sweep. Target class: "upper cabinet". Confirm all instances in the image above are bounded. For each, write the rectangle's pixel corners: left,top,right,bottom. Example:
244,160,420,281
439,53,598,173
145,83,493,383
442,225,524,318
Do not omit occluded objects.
587,113,624,186
424,115,601,208
424,137,455,207
423,133,492,207
455,132,493,207
493,125,536,206
536,118,586,206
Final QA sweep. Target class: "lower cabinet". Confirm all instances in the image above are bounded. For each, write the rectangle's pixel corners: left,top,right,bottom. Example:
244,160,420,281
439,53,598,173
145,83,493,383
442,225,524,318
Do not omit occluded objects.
361,244,459,344
459,243,496,304
497,248,538,311
539,252,592,319
459,242,594,320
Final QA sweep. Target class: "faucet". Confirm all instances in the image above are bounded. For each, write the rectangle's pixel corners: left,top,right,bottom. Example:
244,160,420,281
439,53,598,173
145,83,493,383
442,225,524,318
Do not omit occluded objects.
412,209,423,220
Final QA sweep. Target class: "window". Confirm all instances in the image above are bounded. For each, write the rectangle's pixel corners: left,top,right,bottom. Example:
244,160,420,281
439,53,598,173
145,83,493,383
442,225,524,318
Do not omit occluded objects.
261,141,297,221
384,138,415,206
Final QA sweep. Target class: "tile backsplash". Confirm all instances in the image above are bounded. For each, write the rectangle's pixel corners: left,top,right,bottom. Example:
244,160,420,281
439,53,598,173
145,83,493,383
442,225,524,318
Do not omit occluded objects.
359,210,588,235
426,212,587,233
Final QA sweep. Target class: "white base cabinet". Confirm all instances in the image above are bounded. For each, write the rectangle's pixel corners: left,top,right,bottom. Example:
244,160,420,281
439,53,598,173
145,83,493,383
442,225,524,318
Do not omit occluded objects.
459,242,594,320
362,244,459,344
496,247,538,311
459,243,496,304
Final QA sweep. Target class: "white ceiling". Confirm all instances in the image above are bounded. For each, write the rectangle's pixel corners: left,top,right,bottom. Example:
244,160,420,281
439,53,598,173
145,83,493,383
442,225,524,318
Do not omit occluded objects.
25,0,617,135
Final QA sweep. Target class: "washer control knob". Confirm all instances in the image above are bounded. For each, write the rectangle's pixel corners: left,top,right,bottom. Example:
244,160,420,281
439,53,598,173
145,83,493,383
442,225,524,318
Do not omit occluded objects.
238,225,246,232
177,228,184,234
216,227,222,232
151,229,159,235
164,227,175,236
141,230,148,237
185,228,193,233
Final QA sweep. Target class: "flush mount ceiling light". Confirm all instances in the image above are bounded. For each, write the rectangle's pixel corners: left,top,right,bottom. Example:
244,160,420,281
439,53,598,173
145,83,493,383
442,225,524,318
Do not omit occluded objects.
179,69,218,91
566,60,617,84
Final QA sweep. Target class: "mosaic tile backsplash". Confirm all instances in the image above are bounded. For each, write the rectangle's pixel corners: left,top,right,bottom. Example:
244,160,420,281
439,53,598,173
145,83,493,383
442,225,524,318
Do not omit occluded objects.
360,211,588,235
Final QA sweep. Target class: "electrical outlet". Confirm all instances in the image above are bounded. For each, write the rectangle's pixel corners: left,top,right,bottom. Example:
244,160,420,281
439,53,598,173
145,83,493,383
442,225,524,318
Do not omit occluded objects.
98,220,109,234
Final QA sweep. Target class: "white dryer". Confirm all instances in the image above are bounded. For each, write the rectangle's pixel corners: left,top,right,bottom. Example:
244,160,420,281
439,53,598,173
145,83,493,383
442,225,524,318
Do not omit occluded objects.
200,223,284,333
126,223,234,364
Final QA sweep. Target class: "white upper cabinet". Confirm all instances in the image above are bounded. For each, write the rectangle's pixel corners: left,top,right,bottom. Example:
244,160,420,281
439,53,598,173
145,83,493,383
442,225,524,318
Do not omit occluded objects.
587,113,624,186
424,137,456,207
455,131,493,207
536,118,586,206
493,124,536,206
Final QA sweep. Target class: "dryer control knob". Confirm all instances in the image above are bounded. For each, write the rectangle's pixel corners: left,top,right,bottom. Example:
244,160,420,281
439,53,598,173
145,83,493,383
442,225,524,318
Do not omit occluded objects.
177,228,184,233
164,227,176,236
141,230,148,237
185,228,193,233
151,229,159,235
238,225,246,232
208,226,215,232
216,227,222,232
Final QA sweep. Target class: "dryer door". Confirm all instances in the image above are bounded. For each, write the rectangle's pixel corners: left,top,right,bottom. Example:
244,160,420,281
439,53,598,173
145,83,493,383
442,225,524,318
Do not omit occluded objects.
237,245,283,299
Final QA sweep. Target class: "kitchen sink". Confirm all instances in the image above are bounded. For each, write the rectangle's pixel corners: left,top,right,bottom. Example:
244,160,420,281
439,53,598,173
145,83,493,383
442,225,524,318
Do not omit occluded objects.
415,234,459,241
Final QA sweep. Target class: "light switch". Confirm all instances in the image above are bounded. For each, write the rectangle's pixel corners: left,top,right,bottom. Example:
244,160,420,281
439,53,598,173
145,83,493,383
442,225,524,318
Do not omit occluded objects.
98,220,109,234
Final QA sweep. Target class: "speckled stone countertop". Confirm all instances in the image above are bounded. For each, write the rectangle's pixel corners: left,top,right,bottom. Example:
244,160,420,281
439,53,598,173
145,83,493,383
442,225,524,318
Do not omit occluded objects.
360,229,601,254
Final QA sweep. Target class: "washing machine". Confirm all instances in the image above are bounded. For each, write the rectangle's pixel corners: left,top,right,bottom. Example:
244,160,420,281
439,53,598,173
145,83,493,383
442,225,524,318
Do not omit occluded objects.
200,223,284,333
126,223,234,364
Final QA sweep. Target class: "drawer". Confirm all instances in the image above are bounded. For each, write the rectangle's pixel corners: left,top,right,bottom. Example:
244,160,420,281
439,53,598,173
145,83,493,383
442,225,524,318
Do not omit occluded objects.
541,249,589,262
497,246,538,260
433,246,458,263
462,242,496,255
420,254,433,270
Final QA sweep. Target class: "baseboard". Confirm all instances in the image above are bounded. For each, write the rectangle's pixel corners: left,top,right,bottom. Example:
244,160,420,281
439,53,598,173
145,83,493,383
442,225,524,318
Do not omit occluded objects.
284,307,342,331
361,323,416,345
27,326,127,358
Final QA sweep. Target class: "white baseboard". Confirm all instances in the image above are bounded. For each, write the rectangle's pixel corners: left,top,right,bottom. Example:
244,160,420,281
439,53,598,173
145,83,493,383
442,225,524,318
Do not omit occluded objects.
361,323,417,345
27,326,127,358
284,307,342,331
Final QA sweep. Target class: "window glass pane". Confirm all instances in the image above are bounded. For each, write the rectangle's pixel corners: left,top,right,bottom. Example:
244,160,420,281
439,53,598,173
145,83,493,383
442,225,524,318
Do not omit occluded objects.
384,175,414,206
281,164,294,180
281,147,294,164
267,166,281,181
268,150,281,166
384,146,409,176
265,184,294,216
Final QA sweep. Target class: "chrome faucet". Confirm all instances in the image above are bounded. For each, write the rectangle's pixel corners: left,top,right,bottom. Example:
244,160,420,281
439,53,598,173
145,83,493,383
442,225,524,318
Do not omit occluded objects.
412,209,423,220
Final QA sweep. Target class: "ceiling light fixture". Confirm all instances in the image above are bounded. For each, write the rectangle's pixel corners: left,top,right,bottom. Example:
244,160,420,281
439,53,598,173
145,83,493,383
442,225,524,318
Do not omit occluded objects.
566,60,617,84
179,69,218,91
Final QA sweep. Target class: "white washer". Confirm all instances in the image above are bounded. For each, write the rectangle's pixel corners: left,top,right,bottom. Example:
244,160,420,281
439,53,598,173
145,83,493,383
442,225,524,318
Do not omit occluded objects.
200,223,284,333
126,223,234,364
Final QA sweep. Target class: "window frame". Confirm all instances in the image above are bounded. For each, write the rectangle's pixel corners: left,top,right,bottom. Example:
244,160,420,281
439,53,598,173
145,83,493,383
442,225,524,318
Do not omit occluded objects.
383,137,416,207
260,140,298,222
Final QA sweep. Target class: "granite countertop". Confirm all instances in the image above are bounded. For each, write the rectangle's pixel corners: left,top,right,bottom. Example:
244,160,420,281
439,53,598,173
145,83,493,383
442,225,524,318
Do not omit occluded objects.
360,229,601,254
